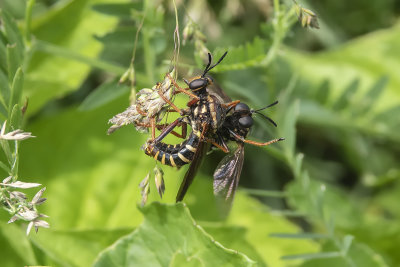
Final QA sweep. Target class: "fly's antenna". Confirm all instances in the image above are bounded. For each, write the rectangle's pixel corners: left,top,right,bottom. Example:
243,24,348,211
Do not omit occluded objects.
202,51,228,77
253,100,278,112
202,53,213,77
251,101,279,127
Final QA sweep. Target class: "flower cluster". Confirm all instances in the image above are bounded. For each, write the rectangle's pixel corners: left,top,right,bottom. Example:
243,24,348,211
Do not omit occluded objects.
1,176,49,235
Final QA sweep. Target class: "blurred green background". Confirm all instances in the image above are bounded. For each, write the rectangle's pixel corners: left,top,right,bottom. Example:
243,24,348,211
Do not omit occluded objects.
1,0,400,266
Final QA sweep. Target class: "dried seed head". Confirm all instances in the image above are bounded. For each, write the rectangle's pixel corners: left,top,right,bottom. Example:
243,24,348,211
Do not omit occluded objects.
154,166,165,199
139,173,151,206
294,1,319,29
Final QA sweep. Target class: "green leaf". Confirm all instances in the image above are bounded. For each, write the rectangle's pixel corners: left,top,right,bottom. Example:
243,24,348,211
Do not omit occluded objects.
0,222,37,265
224,192,319,267
332,79,359,111
269,233,329,240
9,67,23,110
9,104,22,129
6,44,22,83
212,37,272,72
0,70,11,107
355,76,388,115
30,228,131,267
94,203,256,267
79,79,129,111
286,178,363,229
24,0,127,114
0,33,8,72
300,241,388,267
0,9,24,66
342,235,354,254
315,79,330,105
284,23,400,113
280,99,299,163
283,251,341,261
92,2,142,18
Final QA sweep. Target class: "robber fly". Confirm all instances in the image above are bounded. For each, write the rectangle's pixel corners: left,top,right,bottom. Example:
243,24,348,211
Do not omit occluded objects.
213,101,284,212
144,52,240,201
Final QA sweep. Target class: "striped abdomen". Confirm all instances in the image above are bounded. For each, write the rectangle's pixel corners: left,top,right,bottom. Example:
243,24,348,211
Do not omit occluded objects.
144,132,199,167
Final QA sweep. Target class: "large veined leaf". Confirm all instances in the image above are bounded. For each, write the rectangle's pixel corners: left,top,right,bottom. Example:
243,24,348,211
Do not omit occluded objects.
94,202,256,267
30,228,132,266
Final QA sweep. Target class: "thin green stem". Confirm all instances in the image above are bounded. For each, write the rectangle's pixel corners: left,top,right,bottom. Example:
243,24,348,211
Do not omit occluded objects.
172,0,180,79
142,0,155,84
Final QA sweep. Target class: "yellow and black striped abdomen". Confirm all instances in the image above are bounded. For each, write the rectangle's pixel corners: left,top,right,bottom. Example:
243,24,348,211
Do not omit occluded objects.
144,133,199,167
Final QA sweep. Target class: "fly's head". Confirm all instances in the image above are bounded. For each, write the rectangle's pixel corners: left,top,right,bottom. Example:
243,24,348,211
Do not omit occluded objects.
184,52,228,96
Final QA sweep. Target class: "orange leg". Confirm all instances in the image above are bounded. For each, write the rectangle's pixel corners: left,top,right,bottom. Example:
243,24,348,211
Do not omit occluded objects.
229,130,285,147
136,105,147,116
204,137,229,153
151,118,156,140
135,121,187,140
156,90,183,115
221,100,240,109
166,73,199,100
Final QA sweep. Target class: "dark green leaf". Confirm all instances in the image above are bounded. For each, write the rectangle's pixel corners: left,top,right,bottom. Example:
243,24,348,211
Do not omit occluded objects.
212,37,272,72
0,71,10,114
0,33,8,72
92,2,142,18
356,76,388,115
315,79,330,105
332,79,359,111
79,79,129,111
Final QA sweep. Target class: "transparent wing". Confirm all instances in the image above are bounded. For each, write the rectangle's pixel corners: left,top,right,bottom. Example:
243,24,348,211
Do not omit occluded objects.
213,143,245,213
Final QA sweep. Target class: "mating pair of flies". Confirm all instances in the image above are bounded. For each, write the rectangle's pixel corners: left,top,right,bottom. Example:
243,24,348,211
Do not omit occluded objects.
141,52,284,207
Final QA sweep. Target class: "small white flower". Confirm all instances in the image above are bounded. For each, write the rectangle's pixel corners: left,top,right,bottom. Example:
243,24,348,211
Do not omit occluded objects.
18,209,38,221
32,187,47,205
2,176,12,184
0,121,35,141
9,191,27,200
0,181,41,189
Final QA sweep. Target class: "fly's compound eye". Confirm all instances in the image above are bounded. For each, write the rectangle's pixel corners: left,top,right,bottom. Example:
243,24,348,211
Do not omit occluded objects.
189,78,208,90
238,116,253,128
234,103,250,113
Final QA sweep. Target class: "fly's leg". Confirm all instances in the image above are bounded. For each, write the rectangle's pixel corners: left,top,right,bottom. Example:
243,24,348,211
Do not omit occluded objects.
166,73,199,100
229,129,285,146
221,100,240,109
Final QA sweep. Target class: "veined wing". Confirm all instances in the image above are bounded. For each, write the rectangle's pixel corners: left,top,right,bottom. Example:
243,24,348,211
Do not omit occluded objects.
213,142,245,209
